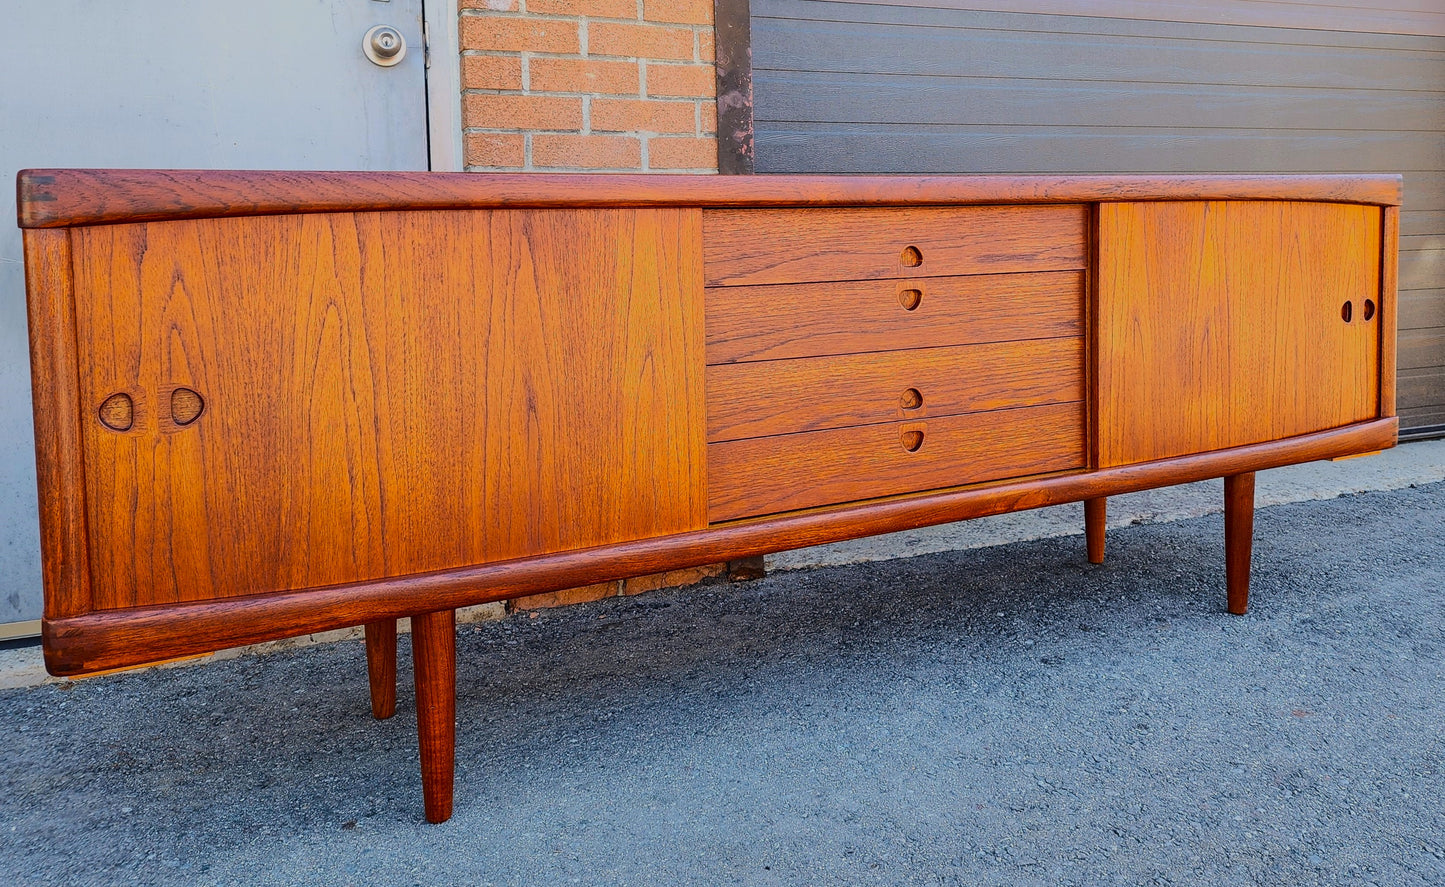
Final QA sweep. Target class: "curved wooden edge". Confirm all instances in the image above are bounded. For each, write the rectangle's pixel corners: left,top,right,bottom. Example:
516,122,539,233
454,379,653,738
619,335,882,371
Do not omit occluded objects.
23,229,92,619
1380,206,1400,418
42,417,1398,676
17,169,1404,228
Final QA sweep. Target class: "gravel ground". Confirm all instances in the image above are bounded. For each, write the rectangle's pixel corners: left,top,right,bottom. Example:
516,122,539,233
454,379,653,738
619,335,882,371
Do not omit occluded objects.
1,481,1442,886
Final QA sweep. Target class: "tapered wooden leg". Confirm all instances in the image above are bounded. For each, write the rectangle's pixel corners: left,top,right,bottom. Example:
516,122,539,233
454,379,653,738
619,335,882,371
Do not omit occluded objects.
1224,473,1255,616
1084,497,1107,564
364,620,397,720
412,609,456,823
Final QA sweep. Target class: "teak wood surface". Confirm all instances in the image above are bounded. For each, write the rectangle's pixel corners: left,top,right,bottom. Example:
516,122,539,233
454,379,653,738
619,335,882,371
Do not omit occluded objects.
411,609,456,824
17,170,1400,824
706,337,1083,442
709,402,1085,521
23,229,93,621
703,270,1083,364
1224,473,1257,616
1096,201,1384,466
68,209,707,610
1084,498,1107,565
701,205,1086,286
16,170,1402,229
364,620,397,721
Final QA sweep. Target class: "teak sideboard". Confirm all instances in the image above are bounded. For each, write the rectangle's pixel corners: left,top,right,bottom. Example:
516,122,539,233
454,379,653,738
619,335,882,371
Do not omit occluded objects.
18,170,1400,823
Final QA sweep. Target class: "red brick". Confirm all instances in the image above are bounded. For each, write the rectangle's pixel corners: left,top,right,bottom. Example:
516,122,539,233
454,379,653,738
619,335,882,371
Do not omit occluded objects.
529,0,636,16
533,134,642,169
621,564,724,596
465,132,526,167
643,0,713,25
461,54,523,91
531,58,640,96
699,29,715,63
649,136,716,170
460,15,579,54
589,22,695,61
647,63,714,98
464,93,583,130
592,97,695,133
508,582,618,612
460,0,519,9
700,99,717,134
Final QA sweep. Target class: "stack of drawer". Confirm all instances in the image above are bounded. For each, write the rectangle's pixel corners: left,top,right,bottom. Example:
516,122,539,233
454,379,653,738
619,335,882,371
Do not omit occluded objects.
702,205,1090,522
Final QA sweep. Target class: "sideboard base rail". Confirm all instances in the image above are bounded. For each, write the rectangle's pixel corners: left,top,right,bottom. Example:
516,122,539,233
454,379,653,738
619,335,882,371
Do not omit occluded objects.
42,417,1397,678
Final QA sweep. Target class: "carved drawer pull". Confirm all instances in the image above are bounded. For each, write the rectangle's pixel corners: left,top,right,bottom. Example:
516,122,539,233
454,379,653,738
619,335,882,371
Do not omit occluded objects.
898,287,922,311
170,387,204,426
1363,299,1376,321
98,392,134,432
1341,300,1353,322
900,387,924,410
899,245,923,268
899,422,926,453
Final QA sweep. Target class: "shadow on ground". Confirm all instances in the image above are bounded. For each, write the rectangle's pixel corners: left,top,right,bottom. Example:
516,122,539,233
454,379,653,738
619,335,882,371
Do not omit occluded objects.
2,483,1443,886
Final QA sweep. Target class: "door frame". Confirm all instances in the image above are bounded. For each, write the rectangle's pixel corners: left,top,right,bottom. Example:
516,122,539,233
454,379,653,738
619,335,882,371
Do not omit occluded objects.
424,0,464,172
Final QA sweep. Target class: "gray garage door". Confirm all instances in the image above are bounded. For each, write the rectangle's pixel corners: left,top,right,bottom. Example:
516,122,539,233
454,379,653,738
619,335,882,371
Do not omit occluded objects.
747,0,1445,434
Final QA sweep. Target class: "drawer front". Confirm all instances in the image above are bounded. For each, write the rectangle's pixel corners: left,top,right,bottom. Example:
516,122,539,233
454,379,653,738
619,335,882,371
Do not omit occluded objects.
703,205,1087,287
708,402,1084,522
706,270,1083,364
707,338,1083,442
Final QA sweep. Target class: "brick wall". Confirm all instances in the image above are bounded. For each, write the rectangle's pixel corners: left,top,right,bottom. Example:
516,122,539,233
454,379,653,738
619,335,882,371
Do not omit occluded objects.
459,0,719,173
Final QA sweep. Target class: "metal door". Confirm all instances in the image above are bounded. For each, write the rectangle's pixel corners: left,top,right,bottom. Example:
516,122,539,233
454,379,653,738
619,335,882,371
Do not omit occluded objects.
0,0,433,634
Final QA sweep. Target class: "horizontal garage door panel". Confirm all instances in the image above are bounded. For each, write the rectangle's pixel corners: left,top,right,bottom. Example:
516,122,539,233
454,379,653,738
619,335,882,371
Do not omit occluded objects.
756,13,1444,90
807,0,1445,38
759,0,1445,42
755,126,1442,175
757,73,1445,133
1401,290,1445,331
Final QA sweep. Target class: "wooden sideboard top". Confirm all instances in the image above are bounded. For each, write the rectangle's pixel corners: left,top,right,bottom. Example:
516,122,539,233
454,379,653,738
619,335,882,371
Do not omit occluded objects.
16,169,1403,229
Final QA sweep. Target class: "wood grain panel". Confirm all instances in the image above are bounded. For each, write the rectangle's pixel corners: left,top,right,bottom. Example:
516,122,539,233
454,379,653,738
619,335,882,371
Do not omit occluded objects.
22,229,93,620
706,337,1082,441
69,209,707,610
702,205,1086,286
708,401,1083,521
1097,201,1383,467
706,271,1083,363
